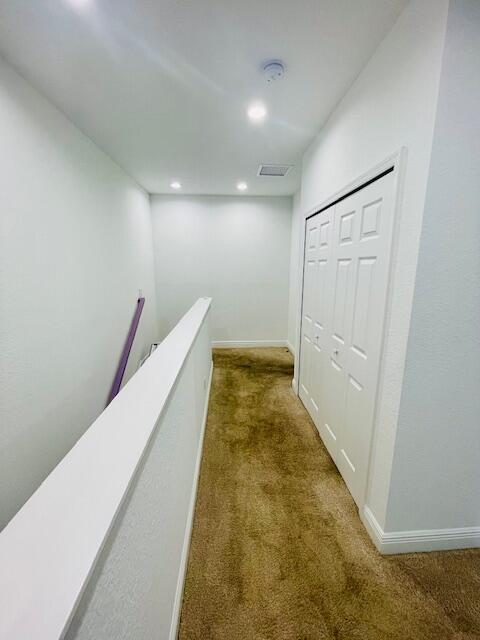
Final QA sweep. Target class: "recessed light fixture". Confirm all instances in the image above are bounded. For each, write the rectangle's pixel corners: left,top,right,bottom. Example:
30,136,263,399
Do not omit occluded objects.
170,181,182,190
68,0,92,8
237,181,248,192
247,102,267,122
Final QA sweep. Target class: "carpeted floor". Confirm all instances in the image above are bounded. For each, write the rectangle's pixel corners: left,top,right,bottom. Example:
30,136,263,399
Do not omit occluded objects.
178,348,480,640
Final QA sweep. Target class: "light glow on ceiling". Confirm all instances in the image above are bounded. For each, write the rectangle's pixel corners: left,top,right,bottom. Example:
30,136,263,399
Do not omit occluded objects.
247,102,267,122
236,181,248,191
67,0,92,9
170,181,182,190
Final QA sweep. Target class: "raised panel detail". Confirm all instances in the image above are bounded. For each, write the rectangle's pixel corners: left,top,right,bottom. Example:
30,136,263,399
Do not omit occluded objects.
325,423,337,441
361,199,382,239
332,259,351,342
307,225,319,250
351,257,376,357
316,259,328,328
303,260,317,320
300,335,312,395
310,344,322,410
331,358,342,372
341,449,355,473
339,211,354,244
342,375,363,472
319,220,330,247
349,375,363,392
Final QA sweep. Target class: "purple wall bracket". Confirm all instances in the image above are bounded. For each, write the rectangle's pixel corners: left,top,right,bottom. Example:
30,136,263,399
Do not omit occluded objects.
106,297,145,407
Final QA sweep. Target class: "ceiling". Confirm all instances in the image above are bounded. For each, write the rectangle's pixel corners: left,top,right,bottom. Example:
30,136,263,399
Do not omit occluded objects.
0,0,407,196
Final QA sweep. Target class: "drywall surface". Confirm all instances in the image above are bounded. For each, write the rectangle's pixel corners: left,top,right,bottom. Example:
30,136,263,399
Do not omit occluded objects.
386,0,480,532
0,56,158,530
293,0,449,528
287,190,302,354
150,195,292,344
66,315,212,640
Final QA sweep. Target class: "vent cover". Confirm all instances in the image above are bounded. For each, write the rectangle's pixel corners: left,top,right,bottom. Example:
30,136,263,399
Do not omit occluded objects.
257,164,293,177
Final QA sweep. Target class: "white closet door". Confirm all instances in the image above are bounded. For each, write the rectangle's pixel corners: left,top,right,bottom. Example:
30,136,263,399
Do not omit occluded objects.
299,170,396,508
309,207,336,456
299,207,334,432
332,172,395,506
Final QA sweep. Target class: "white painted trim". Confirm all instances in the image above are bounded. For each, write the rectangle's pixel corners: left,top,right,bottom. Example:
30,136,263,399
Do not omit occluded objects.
169,360,213,640
212,340,288,348
0,298,212,640
291,378,298,394
286,341,295,356
302,149,405,220
362,506,480,555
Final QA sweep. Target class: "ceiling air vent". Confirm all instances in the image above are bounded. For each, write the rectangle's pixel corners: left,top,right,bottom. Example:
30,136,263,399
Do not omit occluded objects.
257,164,293,177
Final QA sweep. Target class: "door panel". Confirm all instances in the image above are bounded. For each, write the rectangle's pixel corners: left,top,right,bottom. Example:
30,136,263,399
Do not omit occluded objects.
299,207,334,433
332,258,352,345
335,172,395,506
299,261,316,401
351,257,376,358
299,217,319,408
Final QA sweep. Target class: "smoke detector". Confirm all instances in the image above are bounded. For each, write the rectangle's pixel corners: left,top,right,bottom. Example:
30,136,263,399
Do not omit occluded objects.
262,60,285,83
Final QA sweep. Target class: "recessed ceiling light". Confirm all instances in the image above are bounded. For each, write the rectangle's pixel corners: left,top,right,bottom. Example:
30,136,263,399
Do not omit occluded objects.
170,181,182,190
68,0,92,8
237,181,248,191
247,102,267,122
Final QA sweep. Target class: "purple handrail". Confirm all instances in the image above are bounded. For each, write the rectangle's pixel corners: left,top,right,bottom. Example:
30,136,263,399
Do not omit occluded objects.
106,297,145,407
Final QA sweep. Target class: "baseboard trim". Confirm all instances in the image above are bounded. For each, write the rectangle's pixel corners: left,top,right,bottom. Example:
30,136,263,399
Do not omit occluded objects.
212,340,288,348
286,341,295,356
169,360,213,639
291,378,298,394
362,506,480,555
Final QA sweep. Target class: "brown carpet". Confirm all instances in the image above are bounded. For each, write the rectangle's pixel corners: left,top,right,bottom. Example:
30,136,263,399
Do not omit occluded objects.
179,348,480,640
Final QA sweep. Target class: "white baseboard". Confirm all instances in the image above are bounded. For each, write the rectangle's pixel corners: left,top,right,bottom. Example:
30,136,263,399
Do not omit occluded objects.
291,378,298,394
212,340,288,348
362,506,480,555
169,360,213,640
286,341,295,356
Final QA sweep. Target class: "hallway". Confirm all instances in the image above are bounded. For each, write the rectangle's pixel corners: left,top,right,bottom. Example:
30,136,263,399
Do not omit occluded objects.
1,2,480,638
179,349,480,640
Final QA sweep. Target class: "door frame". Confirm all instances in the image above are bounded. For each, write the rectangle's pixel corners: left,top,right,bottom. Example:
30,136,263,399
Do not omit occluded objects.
294,147,407,511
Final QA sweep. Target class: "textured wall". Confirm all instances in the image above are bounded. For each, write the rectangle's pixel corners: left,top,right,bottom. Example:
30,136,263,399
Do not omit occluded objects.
287,190,302,354
0,56,158,530
292,0,449,528
66,315,212,640
386,0,480,532
150,195,292,344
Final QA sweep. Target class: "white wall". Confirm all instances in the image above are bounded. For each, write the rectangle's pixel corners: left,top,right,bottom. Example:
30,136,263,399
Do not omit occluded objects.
291,0,449,529
150,195,292,345
0,57,158,530
65,309,212,640
287,190,302,354
385,0,480,532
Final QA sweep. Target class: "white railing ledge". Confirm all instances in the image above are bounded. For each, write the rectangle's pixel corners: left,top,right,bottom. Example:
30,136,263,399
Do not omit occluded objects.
0,297,212,640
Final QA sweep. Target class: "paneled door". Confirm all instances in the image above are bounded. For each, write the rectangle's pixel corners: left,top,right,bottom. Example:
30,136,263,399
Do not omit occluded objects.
299,170,396,507
298,205,334,438
299,215,318,411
